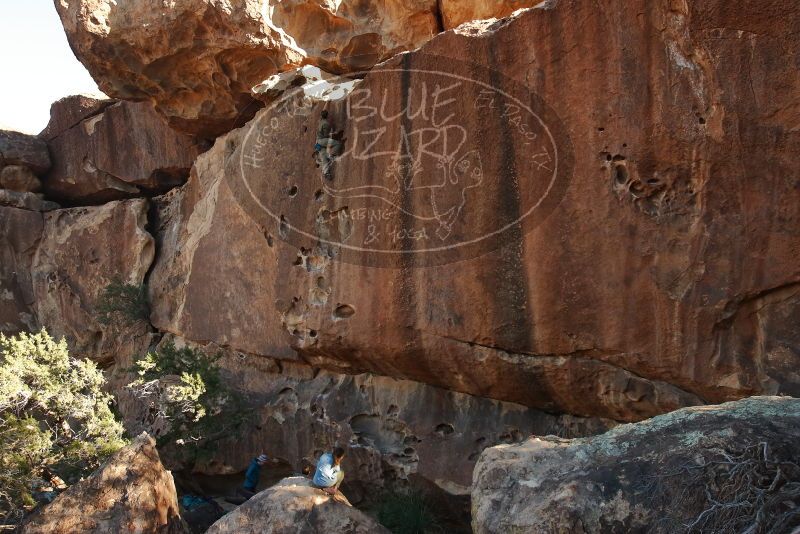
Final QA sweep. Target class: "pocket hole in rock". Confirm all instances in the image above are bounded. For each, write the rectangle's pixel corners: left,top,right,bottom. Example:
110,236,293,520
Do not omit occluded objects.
435,423,455,437
334,304,356,319
614,164,628,185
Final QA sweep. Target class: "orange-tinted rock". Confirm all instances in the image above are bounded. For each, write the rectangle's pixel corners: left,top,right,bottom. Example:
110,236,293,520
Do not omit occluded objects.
269,0,440,72
0,207,42,334
440,0,539,29
54,0,441,137
149,0,800,422
31,199,155,366
21,434,189,534
39,94,114,142
44,99,205,204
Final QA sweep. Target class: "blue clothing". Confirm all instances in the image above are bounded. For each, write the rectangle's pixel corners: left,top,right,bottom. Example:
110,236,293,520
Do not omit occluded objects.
312,453,340,487
243,458,261,490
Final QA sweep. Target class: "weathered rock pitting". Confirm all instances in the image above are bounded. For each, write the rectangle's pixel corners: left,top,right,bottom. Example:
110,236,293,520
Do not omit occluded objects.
158,339,612,498
54,0,444,136
146,0,800,421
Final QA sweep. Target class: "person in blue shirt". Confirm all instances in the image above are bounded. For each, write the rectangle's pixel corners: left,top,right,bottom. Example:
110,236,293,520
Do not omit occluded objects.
239,453,268,499
312,447,346,495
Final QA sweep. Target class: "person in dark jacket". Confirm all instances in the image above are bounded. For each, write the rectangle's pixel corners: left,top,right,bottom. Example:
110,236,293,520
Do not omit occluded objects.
239,453,268,499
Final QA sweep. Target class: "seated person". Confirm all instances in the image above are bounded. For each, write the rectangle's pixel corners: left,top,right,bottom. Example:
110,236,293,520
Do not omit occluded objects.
312,447,346,495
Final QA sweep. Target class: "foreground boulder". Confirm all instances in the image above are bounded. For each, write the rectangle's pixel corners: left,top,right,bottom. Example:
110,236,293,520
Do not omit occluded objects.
205,476,388,534
43,98,204,204
472,396,800,533
22,433,188,534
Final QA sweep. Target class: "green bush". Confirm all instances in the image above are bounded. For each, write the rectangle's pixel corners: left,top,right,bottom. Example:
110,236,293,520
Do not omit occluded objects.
0,330,126,525
128,341,249,464
377,491,442,534
96,278,149,326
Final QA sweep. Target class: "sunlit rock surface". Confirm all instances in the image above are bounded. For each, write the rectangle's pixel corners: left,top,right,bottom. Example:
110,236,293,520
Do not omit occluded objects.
145,0,800,422
54,0,441,136
21,434,189,534
31,199,155,366
205,476,388,534
472,397,800,533
43,97,205,204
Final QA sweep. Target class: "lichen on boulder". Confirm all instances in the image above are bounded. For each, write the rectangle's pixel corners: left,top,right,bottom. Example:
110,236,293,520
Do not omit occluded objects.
472,396,800,533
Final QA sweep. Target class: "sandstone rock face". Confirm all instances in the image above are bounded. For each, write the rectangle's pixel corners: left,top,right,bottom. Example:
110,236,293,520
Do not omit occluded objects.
0,165,42,192
21,433,189,534
0,207,42,334
0,130,50,175
205,476,388,534
268,0,440,72
39,94,114,142
440,0,539,29
31,199,155,366
54,0,441,136
148,0,800,422
167,339,610,498
472,396,800,533
44,99,205,204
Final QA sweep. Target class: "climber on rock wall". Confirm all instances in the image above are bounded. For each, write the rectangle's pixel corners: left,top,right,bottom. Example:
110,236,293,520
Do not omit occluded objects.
312,446,346,495
314,110,343,179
